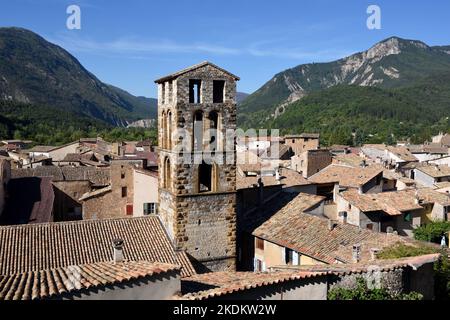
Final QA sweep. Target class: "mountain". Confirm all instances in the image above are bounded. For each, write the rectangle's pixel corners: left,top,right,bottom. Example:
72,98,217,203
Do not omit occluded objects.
0,27,157,126
239,37,450,119
236,92,249,104
255,72,450,145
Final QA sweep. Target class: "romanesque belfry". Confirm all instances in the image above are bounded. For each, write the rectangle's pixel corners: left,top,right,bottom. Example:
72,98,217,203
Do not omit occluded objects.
154,62,239,271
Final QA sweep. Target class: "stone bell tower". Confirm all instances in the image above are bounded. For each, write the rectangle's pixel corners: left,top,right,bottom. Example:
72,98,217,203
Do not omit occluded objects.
155,62,239,272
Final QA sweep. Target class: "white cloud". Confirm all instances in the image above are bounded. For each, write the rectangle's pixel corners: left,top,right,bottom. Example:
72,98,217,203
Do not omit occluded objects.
48,33,351,62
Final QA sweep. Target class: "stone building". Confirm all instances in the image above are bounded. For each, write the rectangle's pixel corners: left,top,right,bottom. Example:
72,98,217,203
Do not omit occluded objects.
155,62,239,272
291,149,332,178
80,163,134,219
284,133,319,155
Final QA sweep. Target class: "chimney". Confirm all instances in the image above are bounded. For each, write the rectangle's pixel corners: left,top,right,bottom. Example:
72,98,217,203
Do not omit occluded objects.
113,238,124,263
360,160,366,168
352,244,361,263
414,190,420,205
338,211,347,224
358,185,363,195
275,168,281,182
370,248,380,261
328,220,337,231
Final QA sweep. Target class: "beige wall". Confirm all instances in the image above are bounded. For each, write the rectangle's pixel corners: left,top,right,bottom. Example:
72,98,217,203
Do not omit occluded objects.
255,238,324,270
49,143,79,162
133,170,158,217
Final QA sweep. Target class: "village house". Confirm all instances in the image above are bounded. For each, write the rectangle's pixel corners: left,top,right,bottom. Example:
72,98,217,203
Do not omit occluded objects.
407,143,449,162
361,144,418,169
79,163,134,219
308,164,383,201
336,188,450,236
414,164,450,187
27,141,79,162
291,149,332,178
284,133,319,155
249,192,426,269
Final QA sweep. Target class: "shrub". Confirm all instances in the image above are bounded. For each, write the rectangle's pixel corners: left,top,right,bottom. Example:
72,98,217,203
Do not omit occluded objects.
328,278,423,300
413,221,450,244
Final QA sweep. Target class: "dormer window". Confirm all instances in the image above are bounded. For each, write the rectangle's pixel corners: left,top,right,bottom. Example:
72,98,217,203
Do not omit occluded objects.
189,79,201,103
213,80,225,103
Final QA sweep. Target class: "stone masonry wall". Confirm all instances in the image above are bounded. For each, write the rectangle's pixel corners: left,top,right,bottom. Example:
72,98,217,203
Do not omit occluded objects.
157,63,238,272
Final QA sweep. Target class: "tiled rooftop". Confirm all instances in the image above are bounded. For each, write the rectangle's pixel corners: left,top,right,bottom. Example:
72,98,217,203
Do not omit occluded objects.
237,167,310,190
0,261,179,300
340,189,424,215
11,166,111,186
416,164,450,178
0,216,195,277
253,193,422,264
308,164,382,188
182,270,325,300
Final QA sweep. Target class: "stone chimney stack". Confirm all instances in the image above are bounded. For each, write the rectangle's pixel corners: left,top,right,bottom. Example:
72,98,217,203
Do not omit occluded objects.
352,244,361,263
370,248,380,261
113,238,124,263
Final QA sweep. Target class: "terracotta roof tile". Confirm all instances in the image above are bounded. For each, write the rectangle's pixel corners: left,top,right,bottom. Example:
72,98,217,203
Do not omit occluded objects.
252,193,422,264
417,164,450,178
0,216,195,277
0,261,179,300
182,270,325,300
308,164,382,188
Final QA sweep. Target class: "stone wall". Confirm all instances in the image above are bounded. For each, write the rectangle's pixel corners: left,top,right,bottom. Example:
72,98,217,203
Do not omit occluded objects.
82,164,134,220
157,63,238,272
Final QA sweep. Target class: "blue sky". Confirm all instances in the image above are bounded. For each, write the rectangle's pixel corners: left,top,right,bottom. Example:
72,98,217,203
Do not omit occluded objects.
1,0,449,98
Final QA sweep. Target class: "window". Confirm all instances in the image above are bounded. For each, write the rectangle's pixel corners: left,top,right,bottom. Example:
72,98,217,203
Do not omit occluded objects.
208,111,219,151
163,157,171,190
193,111,203,151
168,81,173,103
213,80,225,103
198,162,212,192
189,79,201,103
121,187,127,198
121,172,125,179
366,223,373,230
143,203,156,215
404,212,412,222
254,259,263,272
285,248,294,265
256,238,265,250
161,82,166,104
